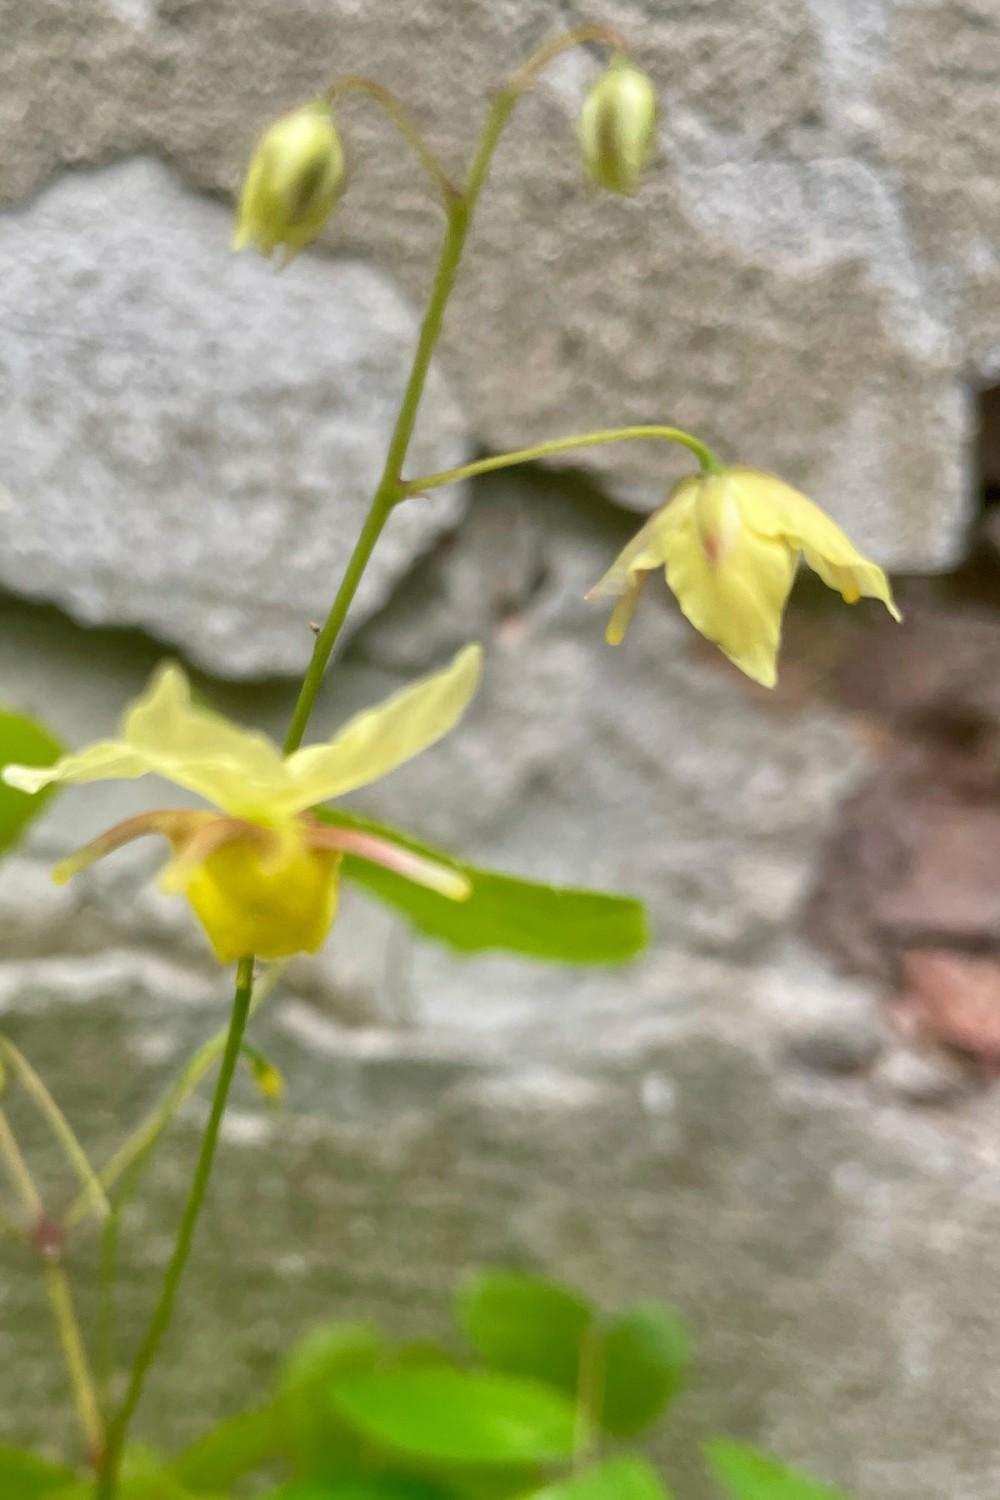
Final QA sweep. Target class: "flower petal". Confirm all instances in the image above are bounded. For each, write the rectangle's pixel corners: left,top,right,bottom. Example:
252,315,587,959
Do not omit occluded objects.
122,663,291,815
727,468,901,620
2,740,153,796
5,666,293,816
280,644,482,812
586,488,694,603
662,486,798,688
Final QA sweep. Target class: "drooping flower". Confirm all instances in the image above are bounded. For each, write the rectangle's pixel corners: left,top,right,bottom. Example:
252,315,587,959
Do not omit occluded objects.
2,648,481,963
233,99,345,264
579,56,658,196
587,467,900,687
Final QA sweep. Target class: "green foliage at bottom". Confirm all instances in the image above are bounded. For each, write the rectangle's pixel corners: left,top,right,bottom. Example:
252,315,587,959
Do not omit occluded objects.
5,1271,857,1500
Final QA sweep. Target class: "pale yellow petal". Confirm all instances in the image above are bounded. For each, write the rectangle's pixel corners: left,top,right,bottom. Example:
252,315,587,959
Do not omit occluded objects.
662,492,797,688
586,485,694,602
280,644,482,811
3,741,153,796
727,468,901,620
123,663,291,815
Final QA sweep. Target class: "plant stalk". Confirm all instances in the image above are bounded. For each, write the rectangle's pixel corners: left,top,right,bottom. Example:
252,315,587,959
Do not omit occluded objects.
93,26,630,1493
402,425,723,497
45,1257,106,1468
94,956,256,1499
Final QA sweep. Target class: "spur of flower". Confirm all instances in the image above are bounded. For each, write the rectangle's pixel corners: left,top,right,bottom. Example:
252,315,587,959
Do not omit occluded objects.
587,466,900,688
2,648,481,963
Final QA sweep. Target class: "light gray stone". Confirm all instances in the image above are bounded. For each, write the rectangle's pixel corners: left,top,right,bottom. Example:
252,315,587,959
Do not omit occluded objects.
0,476,998,1498
0,470,870,1041
0,158,469,676
1,0,989,579
761,943,886,1077
3,2,1000,1494
5,943,1000,1500
873,1044,976,1107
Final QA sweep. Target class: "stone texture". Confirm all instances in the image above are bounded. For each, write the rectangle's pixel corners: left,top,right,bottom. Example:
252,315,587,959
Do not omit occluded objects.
1,0,989,591
0,471,871,1041
3,471,995,1499
2,3,1000,1496
0,157,468,676
5,933,1000,1500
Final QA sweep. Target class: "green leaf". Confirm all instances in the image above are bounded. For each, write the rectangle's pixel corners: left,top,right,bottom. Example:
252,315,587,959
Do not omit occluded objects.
330,1369,578,1464
52,1446,229,1499
0,1446,75,1498
530,1457,675,1500
265,1478,458,1500
597,1302,690,1437
171,1404,279,1490
705,1441,854,1500
0,709,63,855
319,810,647,965
276,1322,385,1475
457,1271,594,1394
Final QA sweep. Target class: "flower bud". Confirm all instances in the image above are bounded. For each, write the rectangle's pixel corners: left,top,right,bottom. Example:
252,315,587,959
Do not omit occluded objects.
579,57,657,196
233,99,345,264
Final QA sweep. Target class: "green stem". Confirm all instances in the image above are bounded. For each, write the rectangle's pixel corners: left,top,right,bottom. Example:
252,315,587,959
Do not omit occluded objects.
507,22,627,94
324,75,460,205
402,425,723,497
93,26,627,1494
572,1322,603,1472
0,1105,42,1220
64,961,285,1232
0,1036,109,1224
283,82,517,756
45,1258,106,1468
94,957,256,1500
0,1107,104,1464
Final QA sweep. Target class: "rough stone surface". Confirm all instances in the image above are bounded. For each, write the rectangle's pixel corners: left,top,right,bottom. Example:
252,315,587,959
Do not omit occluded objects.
6,932,1000,1500
2,5,1000,1497
0,158,468,675
2,0,992,586
2,474,998,1498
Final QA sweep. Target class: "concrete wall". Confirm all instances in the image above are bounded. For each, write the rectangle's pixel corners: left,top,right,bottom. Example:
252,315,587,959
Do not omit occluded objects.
2,3,1000,1496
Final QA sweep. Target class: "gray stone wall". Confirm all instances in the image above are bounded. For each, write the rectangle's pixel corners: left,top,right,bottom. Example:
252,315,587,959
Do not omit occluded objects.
2,3,1000,1496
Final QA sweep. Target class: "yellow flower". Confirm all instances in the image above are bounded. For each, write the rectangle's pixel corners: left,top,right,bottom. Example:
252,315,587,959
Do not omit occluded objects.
587,467,900,687
579,57,658,196
233,99,345,264
2,648,481,963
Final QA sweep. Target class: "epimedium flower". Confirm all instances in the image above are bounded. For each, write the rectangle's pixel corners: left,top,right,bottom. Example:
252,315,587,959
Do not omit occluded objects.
233,98,346,264
587,466,900,688
2,648,481,963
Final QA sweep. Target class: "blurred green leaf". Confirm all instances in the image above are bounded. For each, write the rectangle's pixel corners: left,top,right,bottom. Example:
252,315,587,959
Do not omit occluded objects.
276,1322,385,1475
530,1457,675,1500
53,1445,228,1499
331,1369,578,1464
264,1477,458,1500
0,1445,75,1497
319,810,648,965
705,1441,854,1500
171,1403,279,1490
0,709,62,856
457,1271,594,1394
597,1302,690,1437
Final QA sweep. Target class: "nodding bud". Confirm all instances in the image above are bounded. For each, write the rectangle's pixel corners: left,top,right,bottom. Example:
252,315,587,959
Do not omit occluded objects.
579,57,657,196
233,99,345,264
